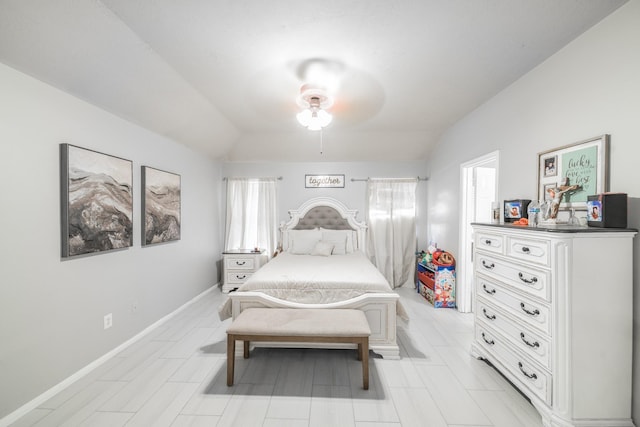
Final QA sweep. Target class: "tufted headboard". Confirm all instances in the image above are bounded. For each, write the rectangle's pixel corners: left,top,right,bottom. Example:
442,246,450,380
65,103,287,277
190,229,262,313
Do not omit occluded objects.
292,206,353,230
281,197,367,252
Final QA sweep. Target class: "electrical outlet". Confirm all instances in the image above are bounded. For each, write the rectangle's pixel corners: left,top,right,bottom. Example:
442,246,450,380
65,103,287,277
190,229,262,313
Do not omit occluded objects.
103,313,113,330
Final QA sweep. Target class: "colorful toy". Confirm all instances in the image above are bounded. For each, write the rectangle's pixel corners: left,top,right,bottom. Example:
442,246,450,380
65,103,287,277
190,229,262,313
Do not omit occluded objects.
416,248,456,308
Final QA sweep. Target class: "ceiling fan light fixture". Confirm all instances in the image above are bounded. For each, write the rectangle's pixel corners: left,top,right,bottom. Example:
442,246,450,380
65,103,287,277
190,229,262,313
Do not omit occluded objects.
314,109,332,126
296,86,333,131
296,109,312,125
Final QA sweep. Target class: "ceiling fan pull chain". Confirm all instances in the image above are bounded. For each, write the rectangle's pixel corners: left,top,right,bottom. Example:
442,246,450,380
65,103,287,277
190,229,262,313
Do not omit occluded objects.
320,128,324,155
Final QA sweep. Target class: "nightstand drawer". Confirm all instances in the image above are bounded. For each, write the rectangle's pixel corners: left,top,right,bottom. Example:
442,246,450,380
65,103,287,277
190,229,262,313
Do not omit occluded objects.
226,271,253,284
225,257,256,270
222,250,267,293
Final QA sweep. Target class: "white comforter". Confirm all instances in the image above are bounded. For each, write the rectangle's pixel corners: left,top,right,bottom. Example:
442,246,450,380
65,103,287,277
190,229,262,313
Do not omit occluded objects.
218,252,407,320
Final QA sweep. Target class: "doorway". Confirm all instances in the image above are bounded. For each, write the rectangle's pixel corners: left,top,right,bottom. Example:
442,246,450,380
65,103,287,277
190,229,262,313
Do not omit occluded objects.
458,151,499,313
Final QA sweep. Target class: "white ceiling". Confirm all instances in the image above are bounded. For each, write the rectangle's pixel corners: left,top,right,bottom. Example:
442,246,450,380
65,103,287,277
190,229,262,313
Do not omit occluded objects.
0,0,627,162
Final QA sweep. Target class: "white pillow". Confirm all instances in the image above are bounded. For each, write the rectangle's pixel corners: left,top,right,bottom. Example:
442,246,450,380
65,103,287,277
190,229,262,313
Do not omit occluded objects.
310,240,335,256
321,229,355,253
322,234,347,255
288,229,322,254
287,229,320,249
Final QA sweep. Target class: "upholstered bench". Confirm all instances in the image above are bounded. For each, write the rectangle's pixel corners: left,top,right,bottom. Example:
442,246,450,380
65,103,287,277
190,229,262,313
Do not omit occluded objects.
226,308,371,389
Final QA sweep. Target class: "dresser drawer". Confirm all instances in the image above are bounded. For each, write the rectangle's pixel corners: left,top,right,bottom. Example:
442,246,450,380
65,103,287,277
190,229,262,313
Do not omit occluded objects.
225,257,256,270
506,236,550,266
476,298,551,369
475,325,551,405
226,271,253,284
474,230,504,255
476,276,551,335
476,254,550,302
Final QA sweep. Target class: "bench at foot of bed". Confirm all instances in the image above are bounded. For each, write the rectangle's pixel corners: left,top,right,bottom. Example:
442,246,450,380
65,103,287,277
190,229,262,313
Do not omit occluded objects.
226,307,371,390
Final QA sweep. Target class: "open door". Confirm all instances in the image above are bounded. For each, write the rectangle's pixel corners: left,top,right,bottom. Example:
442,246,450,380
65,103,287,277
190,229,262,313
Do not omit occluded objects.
458,151,498,313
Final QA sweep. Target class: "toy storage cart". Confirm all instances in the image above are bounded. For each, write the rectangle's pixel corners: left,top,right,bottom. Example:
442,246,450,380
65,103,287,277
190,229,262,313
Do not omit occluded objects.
416,258,456,308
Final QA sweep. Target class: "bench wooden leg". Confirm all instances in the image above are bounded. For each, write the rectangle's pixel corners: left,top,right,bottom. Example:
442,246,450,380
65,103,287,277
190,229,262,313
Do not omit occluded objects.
362,338,369,390
244,341,250,359
357,343,363,361
227,334,235,386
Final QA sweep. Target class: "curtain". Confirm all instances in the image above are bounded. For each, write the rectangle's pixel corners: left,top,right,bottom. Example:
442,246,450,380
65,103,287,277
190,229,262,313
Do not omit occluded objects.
366,178,418,288
225,178,278,256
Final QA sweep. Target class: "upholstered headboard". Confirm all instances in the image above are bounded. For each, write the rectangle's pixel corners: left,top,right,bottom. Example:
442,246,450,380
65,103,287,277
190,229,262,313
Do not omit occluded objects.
292,206,353,230
281,197,367,252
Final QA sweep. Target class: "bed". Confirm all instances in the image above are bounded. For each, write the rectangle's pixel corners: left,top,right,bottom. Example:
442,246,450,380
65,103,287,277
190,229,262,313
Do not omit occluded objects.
219,197,405,359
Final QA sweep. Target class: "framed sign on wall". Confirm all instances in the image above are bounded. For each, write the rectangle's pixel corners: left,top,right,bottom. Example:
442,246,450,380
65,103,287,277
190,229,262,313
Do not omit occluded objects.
305,174,345,188
537,134,609,210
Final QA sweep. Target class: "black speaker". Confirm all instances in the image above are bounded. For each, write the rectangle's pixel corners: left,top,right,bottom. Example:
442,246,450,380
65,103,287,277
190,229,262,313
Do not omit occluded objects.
587,193,627,228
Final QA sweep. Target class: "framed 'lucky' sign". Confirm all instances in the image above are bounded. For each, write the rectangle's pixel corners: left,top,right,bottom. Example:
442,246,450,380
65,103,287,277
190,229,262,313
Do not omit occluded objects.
537,134,610,210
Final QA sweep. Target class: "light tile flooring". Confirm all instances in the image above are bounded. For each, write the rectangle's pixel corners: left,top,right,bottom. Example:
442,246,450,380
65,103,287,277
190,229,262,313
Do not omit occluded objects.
10,286,543,427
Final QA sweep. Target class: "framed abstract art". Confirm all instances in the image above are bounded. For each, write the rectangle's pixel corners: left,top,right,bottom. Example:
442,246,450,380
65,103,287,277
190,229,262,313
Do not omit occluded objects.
142,166,181,246
60,144,133,257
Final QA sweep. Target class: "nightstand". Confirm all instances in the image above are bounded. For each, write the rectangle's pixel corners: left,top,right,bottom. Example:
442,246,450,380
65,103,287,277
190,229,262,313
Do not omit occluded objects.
221,250,267,293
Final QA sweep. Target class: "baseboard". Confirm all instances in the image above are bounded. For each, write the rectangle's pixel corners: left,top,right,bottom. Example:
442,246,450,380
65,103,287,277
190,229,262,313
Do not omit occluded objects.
0,284,219,427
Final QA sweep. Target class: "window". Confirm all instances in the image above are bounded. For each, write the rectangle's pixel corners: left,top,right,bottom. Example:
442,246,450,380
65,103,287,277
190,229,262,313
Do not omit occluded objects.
224,178,278,255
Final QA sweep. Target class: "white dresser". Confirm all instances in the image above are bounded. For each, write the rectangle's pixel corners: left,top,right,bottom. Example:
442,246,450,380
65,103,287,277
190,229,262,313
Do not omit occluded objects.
471,223,636,427
222,250,267,293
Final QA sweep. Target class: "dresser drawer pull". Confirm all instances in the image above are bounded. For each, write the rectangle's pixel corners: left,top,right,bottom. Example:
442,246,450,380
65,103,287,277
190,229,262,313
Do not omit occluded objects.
235,261,247,266
520,332,540,349
518,362,538,380
518,272,538,284
521,246,530,253
482,284,496,295
482,308,496,320
482,260,495,269
520,302,540,316
484,239,492,245
481,332,495,345
235,274,247,280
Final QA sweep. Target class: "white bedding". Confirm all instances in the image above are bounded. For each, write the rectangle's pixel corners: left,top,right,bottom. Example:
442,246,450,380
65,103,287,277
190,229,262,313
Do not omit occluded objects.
219,252,408,320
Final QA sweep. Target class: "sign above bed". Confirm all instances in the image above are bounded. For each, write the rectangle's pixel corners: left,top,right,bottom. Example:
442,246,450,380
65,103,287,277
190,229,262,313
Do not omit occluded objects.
305,174,345,188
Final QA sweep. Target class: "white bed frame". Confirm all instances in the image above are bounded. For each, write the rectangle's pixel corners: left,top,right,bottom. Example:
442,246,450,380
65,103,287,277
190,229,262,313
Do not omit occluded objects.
229,197,401,359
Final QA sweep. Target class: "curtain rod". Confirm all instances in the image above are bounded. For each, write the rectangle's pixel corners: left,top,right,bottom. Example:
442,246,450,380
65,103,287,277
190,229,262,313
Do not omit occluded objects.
222,176,283,181
350,176,428,182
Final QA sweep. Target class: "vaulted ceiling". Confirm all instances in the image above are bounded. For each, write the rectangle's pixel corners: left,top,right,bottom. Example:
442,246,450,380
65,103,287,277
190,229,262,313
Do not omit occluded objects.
0,0,627,161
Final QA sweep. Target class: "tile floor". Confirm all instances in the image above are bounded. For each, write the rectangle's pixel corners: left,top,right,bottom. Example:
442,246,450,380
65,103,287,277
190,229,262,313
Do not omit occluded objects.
10,286,543,427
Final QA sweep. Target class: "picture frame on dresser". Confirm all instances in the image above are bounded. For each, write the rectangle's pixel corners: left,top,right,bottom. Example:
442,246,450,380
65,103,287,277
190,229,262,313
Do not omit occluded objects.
537,134,610,210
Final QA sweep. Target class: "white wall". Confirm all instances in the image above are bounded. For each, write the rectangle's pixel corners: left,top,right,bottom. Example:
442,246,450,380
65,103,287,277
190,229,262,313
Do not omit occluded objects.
222,161,430,250
0,63,223,419
426,0,640,421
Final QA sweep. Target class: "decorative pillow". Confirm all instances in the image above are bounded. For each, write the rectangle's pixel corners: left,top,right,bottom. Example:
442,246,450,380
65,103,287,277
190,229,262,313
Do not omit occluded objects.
322,234,347,255
287,229,322,253
321,229,355,253
310,240,335,257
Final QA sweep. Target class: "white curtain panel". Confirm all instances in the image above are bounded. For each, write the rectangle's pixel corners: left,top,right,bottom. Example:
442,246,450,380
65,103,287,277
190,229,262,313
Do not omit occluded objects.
366,178,418,288
225,178,278,255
